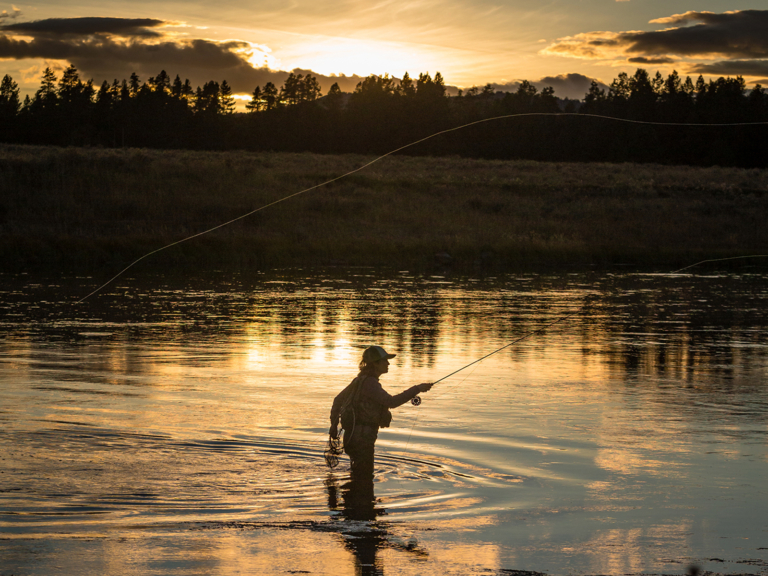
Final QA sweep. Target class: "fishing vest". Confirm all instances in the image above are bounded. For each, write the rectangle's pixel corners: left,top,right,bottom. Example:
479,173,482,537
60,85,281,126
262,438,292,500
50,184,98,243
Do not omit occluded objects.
340,374,393,429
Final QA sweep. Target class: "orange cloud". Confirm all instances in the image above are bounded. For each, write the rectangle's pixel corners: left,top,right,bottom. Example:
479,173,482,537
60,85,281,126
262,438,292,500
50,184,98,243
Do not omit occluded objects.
541,10,768,78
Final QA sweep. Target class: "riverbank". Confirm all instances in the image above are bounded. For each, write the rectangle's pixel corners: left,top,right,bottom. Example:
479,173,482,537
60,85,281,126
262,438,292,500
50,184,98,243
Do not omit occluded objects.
1,144,767,273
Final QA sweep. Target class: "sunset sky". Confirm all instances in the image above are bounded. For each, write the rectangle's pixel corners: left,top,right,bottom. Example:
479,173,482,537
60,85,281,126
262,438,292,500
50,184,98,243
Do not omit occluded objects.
1,0,767,103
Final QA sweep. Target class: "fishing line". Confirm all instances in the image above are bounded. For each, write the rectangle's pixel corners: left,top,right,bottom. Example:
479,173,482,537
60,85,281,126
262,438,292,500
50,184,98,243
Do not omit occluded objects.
669,254,768,274
400,347,485,456
390,300,589,483
409,254,768,403
398,301,590,455
397,252,768,457
416,306,587,394
76,113,768,303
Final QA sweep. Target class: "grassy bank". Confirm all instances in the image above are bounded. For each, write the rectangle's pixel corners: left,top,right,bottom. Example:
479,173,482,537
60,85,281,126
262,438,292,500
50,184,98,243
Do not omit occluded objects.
1,144,767,273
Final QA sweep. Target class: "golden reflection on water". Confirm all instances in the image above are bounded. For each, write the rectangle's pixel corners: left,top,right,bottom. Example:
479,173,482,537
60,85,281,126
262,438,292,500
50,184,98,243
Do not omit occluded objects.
1,271,768,575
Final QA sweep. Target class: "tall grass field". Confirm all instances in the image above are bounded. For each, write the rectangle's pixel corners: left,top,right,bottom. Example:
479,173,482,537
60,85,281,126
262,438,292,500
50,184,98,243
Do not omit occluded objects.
1,144,767,273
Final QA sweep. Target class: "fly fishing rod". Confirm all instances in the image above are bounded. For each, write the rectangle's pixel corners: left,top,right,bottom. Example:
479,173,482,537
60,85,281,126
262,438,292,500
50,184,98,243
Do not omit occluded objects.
409,304,587,405
407,252,768,406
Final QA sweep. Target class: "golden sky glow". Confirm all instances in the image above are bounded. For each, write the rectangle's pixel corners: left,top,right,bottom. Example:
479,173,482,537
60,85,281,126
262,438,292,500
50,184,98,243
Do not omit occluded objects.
2,0,768,100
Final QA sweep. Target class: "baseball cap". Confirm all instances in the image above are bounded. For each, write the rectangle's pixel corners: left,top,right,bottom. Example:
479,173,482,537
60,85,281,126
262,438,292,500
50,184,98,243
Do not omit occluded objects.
362,345,396,363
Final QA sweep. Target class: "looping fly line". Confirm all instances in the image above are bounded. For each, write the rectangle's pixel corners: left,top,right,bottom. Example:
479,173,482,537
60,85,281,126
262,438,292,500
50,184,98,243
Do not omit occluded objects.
77,112,768,303
405,252,768,405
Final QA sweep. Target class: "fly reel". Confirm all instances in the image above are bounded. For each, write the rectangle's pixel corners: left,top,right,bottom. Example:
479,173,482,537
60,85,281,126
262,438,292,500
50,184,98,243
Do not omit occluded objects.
411,396,422,406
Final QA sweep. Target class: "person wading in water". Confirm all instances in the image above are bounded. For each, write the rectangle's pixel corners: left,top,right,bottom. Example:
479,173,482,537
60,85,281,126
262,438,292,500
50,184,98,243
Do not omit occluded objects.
329,346,433,480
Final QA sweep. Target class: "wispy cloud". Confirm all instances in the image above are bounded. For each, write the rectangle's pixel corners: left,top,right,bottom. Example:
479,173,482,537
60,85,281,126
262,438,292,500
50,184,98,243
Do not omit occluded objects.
542,31,627,61
0,5,21,20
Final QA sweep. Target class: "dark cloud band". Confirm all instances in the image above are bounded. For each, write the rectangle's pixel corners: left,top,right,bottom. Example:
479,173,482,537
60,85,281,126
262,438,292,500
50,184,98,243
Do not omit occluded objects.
628,56,675,65
0,17,166,37
690,60,768,77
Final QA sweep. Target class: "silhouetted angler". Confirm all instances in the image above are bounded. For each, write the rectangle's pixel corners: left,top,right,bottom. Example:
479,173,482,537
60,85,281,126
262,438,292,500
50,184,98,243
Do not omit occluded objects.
329,346,432,479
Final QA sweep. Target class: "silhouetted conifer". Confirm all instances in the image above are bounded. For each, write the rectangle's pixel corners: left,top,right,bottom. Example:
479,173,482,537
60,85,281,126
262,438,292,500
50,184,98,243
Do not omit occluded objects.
581,81,606,114
0,65,764,166
34,68,58,109
246,86,263,112
263,82,279,110
129,73,141,96
395,72,415,97
220,80,236,114
0,74,20,116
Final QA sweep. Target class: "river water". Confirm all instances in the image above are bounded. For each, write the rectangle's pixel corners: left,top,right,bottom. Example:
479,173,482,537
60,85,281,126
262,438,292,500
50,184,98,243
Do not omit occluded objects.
1,270,767,575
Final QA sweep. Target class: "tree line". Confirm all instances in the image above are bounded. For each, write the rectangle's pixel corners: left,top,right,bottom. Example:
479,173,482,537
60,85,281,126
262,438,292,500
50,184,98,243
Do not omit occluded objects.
1,65,766,166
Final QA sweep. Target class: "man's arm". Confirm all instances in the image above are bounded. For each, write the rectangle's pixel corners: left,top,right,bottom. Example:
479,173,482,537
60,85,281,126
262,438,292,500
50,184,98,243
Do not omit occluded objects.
361,376,421,408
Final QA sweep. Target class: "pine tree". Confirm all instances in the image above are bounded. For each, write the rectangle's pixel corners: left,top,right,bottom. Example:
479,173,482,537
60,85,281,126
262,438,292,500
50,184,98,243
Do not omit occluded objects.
416,72,432,95
220,80,235,114
354,74,395,100
172,75,183,99
95,80,113,119
35,67,58,106
652,71,665,95
415,72,447,101
609,72,630,102
120,79,130,102
695,75,707,97
281,73,302,105
581,80,606,114
129,72,141,96
433,72,447,97
682,76,695,97
246,86,263,112
194,81,221,115
301,75,321,102
181,79,194,102
0,74,20,117
325,82,344,113
154,70,170,94
540,86,557,110
58,65,82,104
748,84,767,120
396,72,415,97
627,69,657,118
96,80,111,106
263,82,279,110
